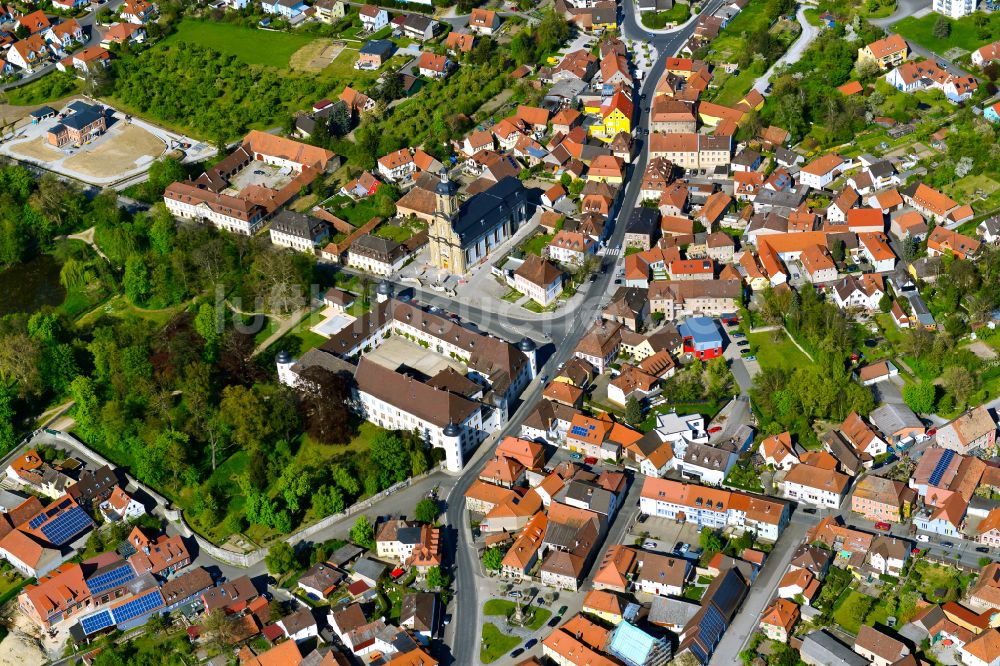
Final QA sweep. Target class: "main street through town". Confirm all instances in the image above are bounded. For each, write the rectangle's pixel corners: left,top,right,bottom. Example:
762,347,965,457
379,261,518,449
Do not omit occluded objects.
443,1,728,662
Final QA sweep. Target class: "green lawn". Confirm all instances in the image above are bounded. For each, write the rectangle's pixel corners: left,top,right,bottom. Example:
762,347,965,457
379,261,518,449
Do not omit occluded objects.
746,330,813,372
161,20,317,68
480,623,522,664
483,600,553,631
708,61,767,106
943,173,1000,215
519,232,554,256
832,590,876,633
641,3,691,28
892,12,1000,53
909,560,971,603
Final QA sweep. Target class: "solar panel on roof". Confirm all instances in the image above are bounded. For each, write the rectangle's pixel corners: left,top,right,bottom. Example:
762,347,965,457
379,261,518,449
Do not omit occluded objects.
80,610,114,635
39,506,93,545
28,512,48,529
86,563,136,595
111,589,164,624
570,425,589,436
928,449,955,487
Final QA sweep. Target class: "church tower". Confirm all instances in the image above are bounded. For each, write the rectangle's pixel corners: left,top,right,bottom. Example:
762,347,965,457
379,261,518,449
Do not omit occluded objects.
430,168,464,272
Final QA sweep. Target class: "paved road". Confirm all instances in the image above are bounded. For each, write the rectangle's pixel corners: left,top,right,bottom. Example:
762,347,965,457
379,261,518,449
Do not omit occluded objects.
870,0,932,27
444,1,728,663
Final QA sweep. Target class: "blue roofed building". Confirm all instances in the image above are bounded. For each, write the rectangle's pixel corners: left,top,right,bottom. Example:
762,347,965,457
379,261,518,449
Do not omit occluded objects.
606,621,672,666
677,317,723,359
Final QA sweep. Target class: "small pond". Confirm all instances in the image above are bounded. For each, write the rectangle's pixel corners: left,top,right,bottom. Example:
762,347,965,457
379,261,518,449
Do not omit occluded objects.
0,254,66,316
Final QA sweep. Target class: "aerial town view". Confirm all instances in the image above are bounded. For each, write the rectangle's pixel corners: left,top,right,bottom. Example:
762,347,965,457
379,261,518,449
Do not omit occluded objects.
5,0,1000,663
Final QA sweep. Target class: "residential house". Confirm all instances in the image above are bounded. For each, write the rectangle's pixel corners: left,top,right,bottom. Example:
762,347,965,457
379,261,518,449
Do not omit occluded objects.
402,14,435,41
417,51,450,79
927,226,981,260
782,463,850,508
119,0,156,23
513,256,563,307
468,8,499,34
851,475,914,523
936,405,997,456
357,39,394,70
760,598,799,642
858,34,908,70
799,153,848,189
359,5,388,32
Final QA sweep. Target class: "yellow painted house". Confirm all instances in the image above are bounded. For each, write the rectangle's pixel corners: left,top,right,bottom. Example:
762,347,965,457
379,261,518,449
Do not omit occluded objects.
589,91,632,141
858,33,908,70
582,590,624,626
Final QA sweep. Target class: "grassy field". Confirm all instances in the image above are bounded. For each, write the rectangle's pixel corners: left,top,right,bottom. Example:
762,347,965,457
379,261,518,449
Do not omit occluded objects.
944,173,1000,214
832,590,876,633
161,20,317,68
706,0,773,62
893,12,1000,53
709,62,767,106
480,623,521,664
6,72,83,106
746,330,813,372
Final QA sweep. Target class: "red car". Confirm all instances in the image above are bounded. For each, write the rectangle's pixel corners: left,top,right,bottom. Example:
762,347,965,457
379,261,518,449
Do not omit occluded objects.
875,522,891,531
584,456,598,465
708,426,722,433
927,428,937,437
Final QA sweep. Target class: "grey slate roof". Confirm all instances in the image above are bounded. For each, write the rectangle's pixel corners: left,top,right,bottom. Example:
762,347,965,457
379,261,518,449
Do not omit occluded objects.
800,630,869,666
453,176,527,247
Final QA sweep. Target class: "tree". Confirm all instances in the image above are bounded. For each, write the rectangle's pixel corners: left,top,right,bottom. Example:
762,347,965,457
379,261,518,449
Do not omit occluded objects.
483,547,504,571
699,527,722,553
903,382,936,414
941,366,975,408
624,396,643,427
369,431,410,489
0,382,16,453
327,100,352,138
878,293,892,313
415,498,439,524
265,541,298,575
313,485,345,517
203,609,238,650
426,566,450,589
351,515,375,549
933,15,951,39
123,255,151,304
831,238,846,264
193,302,222,360
298,367,356,445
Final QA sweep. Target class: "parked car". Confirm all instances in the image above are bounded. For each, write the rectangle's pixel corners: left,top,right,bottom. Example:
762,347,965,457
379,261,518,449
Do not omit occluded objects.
875,521,891,531
745,355,757,361
708,426,722,433
941,541,954,548
584,456,598,465
511,648,524,658
509,591,522,598
803,508,816,514
927,428,937,437
570,453,582,460
977,546,991,553
737,341,749,347
558,606,568,615
916,534,929,542
643,541,657,549
526,639,537,649
732,332,746,339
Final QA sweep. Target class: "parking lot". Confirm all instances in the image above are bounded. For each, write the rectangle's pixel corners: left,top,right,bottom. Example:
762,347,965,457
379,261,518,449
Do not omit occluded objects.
627,515,702,556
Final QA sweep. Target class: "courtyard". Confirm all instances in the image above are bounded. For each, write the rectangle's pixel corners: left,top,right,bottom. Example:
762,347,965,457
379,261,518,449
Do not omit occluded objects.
363,335,468,378
225,159,299,194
